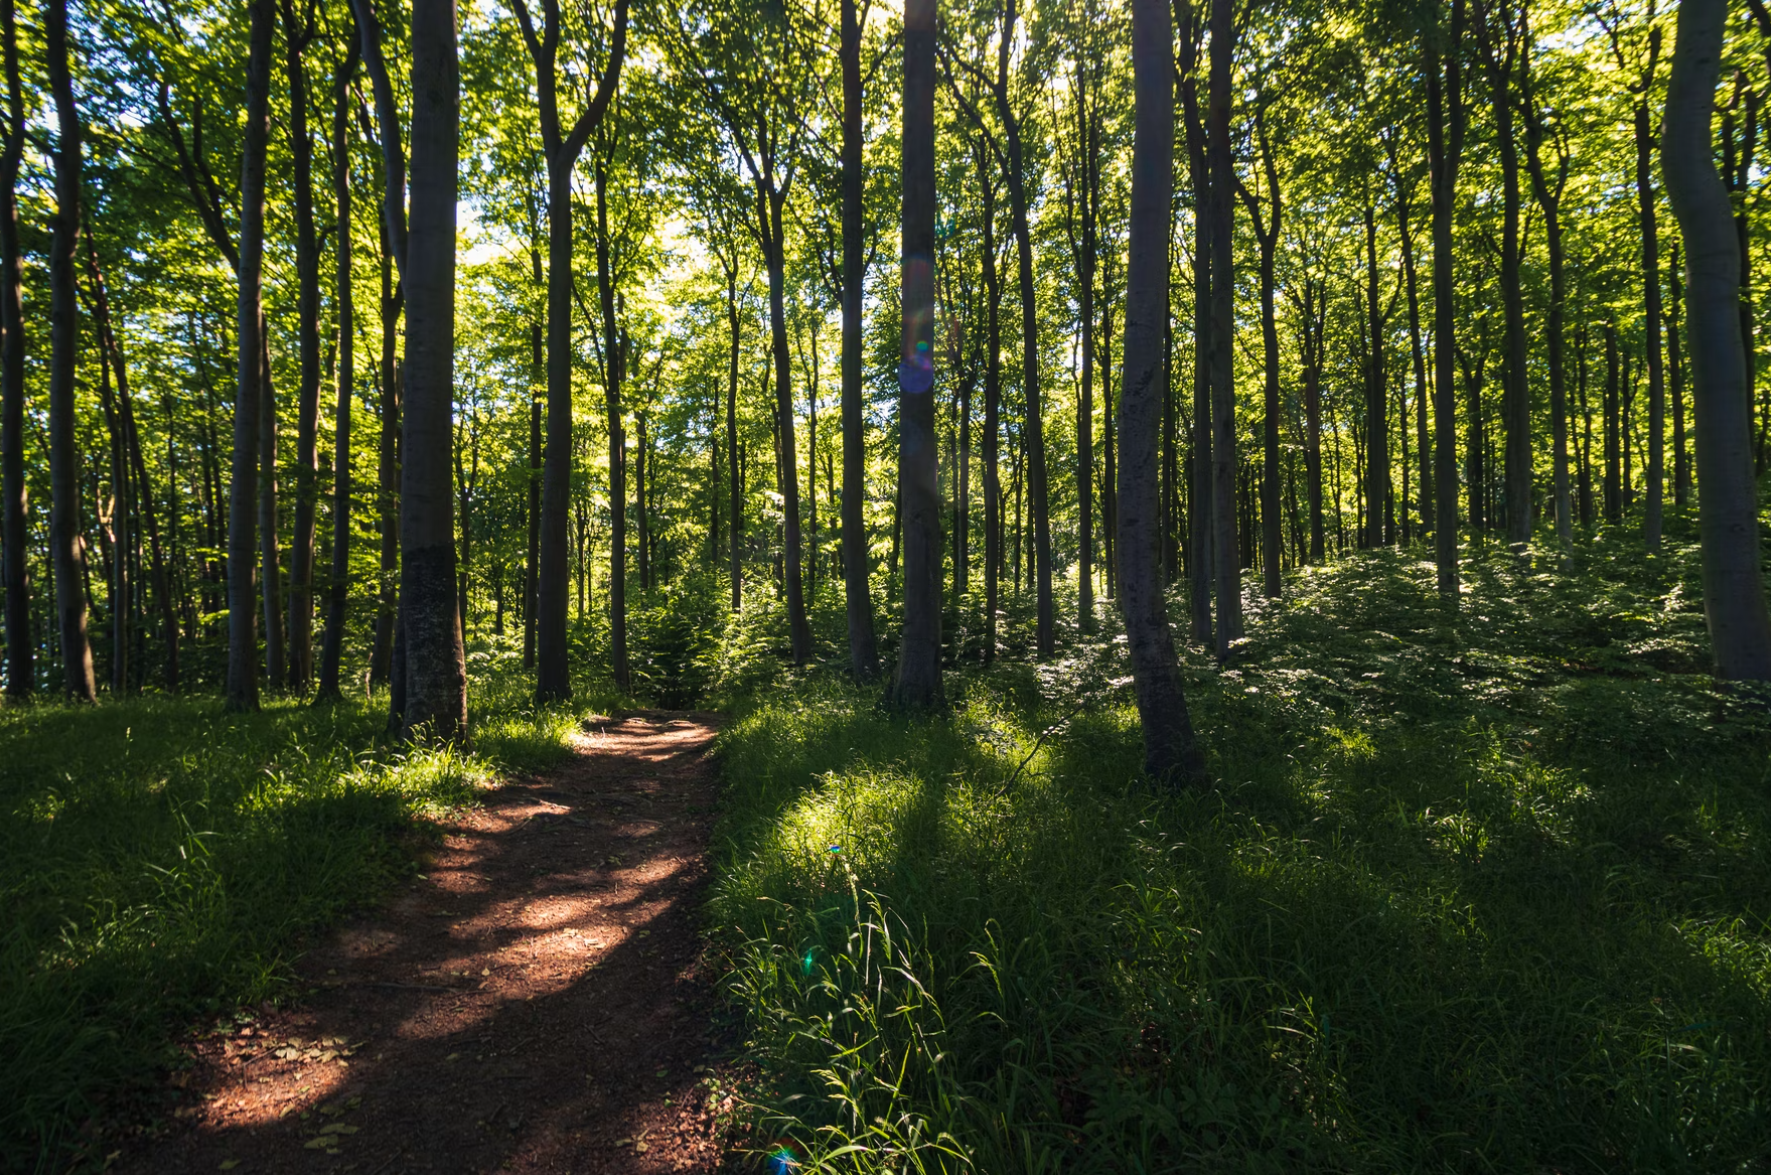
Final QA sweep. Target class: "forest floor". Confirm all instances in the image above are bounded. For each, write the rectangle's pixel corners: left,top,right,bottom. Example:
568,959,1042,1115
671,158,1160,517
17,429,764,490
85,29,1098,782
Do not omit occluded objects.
117,710,735,1175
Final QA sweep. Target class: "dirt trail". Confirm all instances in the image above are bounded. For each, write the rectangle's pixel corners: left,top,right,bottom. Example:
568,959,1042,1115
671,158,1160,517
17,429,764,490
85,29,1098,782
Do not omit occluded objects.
123,711,732,1175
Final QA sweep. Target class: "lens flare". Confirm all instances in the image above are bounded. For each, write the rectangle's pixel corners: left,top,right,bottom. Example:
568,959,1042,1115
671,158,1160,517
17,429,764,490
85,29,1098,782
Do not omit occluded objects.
768,1144,800,1173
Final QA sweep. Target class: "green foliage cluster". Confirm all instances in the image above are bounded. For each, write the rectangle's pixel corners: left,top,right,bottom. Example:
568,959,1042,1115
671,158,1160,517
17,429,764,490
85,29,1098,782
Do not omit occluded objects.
707,533,1771,1172
0,659,602,1168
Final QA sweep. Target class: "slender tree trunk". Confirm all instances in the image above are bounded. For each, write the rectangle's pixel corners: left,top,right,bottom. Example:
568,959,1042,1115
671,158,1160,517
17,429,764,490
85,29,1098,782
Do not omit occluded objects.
46,9,96,701
727,277,742,610
1180,17,1212,645
1523,33,1570,556
594,156,629,689
318,28,358,699
1635,99,1667,551
1483,13,1531,548
1242,118,1282,596
1122,0,1202,784
1669,245,1688,506
398,0,466,740
524,322,539,668
1604,323,1621,522
96,350,128,693
978,143,1002,665
1207,0,1240,656
1073,75,1098,634
259,328,284,687
893,0,940,706
2,0,30,696
371,271,400,687
1362,201,1388,548
763,191,813,663
840,0,879,679
1303,288,1326,563
285,0,321,689
1662,0,1771,678
221,0,275,709
1427,2,1466,600
1396,176,1431,542
517,0,627,703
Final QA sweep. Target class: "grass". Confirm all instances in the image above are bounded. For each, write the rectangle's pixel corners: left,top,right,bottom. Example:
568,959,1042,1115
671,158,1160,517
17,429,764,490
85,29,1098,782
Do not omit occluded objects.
0,636,611,1171
706,527,1771,1173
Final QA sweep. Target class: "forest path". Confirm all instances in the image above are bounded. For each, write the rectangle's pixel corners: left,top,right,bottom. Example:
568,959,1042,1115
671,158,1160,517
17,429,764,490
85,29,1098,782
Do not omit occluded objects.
123,711,732,1175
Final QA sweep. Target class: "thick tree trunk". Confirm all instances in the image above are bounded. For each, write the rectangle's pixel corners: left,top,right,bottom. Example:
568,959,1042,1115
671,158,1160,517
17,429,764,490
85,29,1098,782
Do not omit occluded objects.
399,0,466,740
1426,3,1465,600
223,0,274,709
2,0,30,696
840,0,879,679
285,0,321,690
892,0,940,707
1662,0,1771,679
1121,0,1202,785
1207,0,1240,657
318,29,358,699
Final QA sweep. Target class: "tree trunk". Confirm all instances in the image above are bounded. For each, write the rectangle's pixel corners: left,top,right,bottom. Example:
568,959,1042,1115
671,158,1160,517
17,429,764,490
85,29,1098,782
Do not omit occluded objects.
398,0,466,740
284,0,320,689
1669,244,1688,506
1661,0,1771,679
1240,114,1282,596
1179,6,1212,644
1207,0,1240,657
1426,1,1466,600
1362,201,1387,548
317,27,358,699
892,0,940,706
259,327,284,688
1604,323,1621,522
2,0,30,696
222,0,274,710
517,0,627,704
594,155,628,690
524,322,540,668
727,275,742,610
1395,167,1431,543
1483,10,1531,548
840,0,879,679
1072,66,1098,634
371,266,400,688
1635,98,1667,551
977,139,1003,665
764,190,812,663
1522,30,1570,556
1121,0,1203,785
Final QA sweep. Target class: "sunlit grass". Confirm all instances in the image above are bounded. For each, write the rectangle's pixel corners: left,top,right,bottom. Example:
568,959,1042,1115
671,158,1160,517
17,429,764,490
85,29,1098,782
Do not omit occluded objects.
709,529,1771,1173
0,646,615,1168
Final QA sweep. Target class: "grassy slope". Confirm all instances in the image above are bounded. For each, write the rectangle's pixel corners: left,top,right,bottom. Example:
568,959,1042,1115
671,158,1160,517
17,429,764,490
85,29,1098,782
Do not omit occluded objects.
709,533,1771,1173
0,648,604,1170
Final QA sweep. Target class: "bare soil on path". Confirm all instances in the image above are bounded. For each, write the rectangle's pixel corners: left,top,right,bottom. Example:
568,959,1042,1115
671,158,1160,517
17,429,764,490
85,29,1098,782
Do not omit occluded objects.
121,711,733,1175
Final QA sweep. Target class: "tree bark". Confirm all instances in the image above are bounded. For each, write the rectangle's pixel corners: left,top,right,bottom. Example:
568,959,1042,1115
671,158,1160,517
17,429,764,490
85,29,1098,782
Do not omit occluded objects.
1207,0,1240,657
399,0,466,740
976,139,1003,665
1635,94,1667,552
726,270,742,610
221,0,274,710
839,0,880,679
513,0,627,703
763,187,813,663
283,0,321,690
1122,0,1203,786
892,0,941,708
318,26,358,699
1426,0,1466,600
1481,4,1531,548
1522,22,1570,556
593,154,629,689
1661,0,1771,679
1178,0,1212,645
1238,111,1281,596
2,0,30,696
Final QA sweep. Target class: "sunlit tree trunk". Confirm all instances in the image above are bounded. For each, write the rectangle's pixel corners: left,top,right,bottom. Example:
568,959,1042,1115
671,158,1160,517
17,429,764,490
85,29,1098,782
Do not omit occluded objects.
1178,0,1212,645
1662,0,1771,679
594,155,629,690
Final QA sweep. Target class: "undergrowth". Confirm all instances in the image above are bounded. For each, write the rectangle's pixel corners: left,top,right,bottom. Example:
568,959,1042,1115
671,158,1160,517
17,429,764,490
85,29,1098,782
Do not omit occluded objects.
0,638,611,1171
708,527,1771,1173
